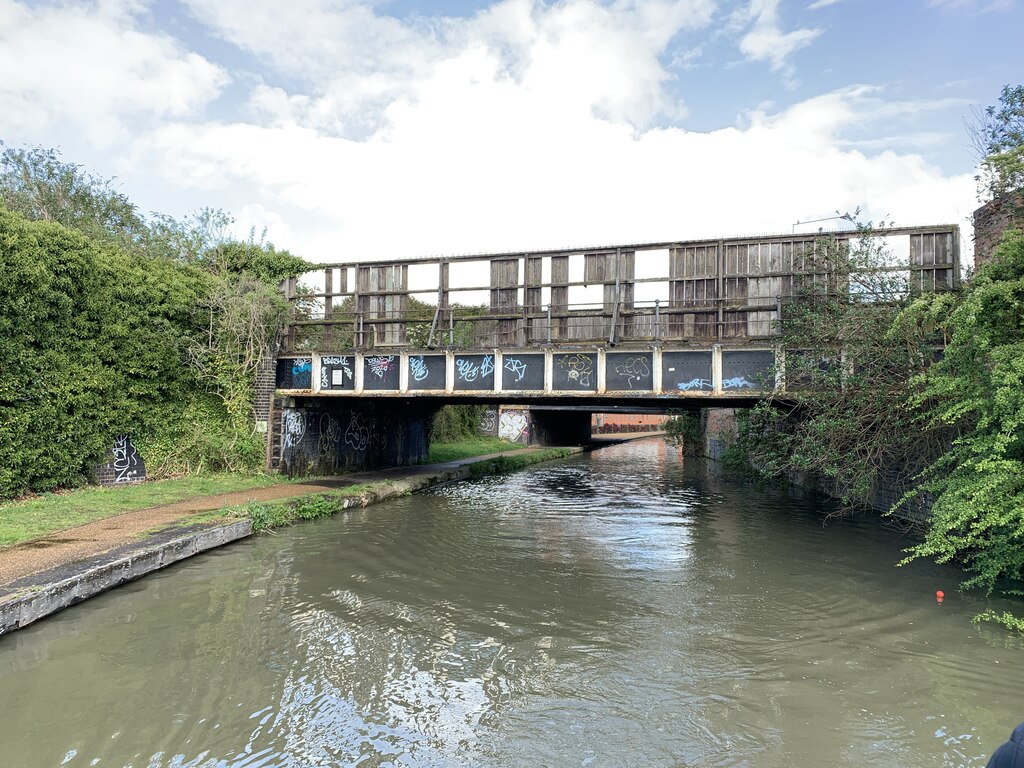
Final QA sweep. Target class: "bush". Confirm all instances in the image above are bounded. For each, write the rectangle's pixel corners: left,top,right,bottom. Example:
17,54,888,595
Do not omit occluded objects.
430,405,487,443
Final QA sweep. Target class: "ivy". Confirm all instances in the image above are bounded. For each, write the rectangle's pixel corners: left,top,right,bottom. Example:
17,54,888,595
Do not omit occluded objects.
899,229,1024,596
0,145,312,499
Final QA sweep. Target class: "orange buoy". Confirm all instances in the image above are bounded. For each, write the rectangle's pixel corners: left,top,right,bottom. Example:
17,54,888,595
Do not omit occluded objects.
936,590,945,604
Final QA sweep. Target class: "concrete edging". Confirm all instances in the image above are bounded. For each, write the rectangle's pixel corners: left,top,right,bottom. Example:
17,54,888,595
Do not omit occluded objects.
0,447,587,637
0,520,253,636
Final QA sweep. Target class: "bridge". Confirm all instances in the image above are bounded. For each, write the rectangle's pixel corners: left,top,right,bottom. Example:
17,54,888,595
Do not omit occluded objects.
269,225,960,473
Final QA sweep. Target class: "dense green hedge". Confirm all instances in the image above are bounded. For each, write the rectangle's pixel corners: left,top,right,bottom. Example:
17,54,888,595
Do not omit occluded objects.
0,208,214,496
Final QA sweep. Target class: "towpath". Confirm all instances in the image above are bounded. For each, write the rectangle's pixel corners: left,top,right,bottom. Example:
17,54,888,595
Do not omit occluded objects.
0,449,545,591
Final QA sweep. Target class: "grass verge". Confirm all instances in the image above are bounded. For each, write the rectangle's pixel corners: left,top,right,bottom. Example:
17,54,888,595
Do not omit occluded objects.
426,437,521,463
1,442,572,548
245,449,578,532
0,473,288,548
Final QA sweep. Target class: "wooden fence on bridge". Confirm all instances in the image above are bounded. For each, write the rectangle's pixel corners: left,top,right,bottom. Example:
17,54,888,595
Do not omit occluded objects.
280,225,960,354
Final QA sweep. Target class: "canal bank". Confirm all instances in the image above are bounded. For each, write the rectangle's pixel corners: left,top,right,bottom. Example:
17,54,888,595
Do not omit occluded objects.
0,444,595,636
2,440,1020,768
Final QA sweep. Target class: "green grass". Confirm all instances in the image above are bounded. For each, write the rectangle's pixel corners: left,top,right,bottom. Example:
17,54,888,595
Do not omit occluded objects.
427,437,521,463
0,473,288,548
246,484,377,531
0,439,566,549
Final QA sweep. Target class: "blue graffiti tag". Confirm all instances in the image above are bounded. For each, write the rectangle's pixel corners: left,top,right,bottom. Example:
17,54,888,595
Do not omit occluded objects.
409,356,429,382
291,359,312,388
722,376,755,389
480,355,495,378
456,358,479,381
677,378,712,391
504,358,527,382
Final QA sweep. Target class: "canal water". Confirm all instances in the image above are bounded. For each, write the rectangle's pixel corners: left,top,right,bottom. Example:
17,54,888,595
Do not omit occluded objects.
1,440,1021,767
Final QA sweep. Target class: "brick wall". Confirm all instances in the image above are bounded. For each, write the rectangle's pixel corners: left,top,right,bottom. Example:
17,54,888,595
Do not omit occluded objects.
974,194,1024,267
592,413,666,434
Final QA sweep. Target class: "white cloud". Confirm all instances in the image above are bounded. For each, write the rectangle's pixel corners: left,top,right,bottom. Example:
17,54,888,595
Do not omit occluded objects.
927,0,1015,11
134,78,975,264
187,0,716,133
1,0,977,269
0,0,228,147
807,0,842,8
735,0,822,74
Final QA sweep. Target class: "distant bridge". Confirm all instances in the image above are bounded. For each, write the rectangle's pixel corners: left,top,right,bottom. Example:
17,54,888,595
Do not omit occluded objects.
268,225,959,473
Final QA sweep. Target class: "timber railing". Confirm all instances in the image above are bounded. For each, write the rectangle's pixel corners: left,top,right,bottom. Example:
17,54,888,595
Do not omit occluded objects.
280,225,961,353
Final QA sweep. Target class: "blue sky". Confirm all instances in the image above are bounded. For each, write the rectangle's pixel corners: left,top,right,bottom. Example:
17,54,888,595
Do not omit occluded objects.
1,0,1021,262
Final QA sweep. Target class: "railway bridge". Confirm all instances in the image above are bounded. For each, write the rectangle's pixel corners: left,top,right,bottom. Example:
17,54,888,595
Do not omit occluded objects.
269,224,960,473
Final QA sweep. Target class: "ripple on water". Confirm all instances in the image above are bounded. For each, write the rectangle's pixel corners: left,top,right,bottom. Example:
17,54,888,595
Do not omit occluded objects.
0,441,1021,768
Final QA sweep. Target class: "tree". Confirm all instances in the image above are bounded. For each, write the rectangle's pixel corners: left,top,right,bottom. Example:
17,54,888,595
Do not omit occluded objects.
970,84,1024,202
898,230,1024,600
0,143,312,491
737,218,943,508
0,143,146,250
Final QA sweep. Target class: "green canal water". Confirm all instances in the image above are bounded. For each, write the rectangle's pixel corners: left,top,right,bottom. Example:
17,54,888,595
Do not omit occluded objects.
1,440,1021,767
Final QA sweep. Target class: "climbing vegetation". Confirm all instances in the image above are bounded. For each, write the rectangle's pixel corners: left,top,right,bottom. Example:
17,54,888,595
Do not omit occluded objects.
735,216,944,508
0,145,310,498
430,405,488,444
898,229,1024,601
662,410,701,454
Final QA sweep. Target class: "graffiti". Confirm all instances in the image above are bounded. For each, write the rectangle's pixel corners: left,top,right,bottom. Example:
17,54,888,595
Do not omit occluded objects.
343,413,391,452
456,356,494,383
344,413,372,451
504,358,527,382
319,413,341,462
612,356,650,388
291,358,312,389
321,356,353,388
409,355,429,382
723,376,755,389
498,410,529,442
282,410,306,452
677,378,712,391
557,354,594,387
111,435,144,482
479,408,497,434
366,356,395,380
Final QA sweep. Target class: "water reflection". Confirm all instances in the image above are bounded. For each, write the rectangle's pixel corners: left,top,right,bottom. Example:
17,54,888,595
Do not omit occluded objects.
0,441,1021,767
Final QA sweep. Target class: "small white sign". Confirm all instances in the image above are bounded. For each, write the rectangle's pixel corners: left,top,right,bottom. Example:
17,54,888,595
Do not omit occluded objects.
331,369,345,385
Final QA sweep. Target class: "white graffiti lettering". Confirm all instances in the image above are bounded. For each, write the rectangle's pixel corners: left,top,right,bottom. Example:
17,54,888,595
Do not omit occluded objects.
479,408,497,434
344,413,372,451
498,410,529,442
504,358,527,382
456,358,479,381
722,376,755,389
367,355,395,380
321,356,353,388
612,356,650,388
480,355,494,378
282,410,306,453
111,435,143,482
557,354,594,387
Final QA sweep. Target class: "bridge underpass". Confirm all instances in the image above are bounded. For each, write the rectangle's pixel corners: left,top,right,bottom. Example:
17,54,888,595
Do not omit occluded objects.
267,225,960,474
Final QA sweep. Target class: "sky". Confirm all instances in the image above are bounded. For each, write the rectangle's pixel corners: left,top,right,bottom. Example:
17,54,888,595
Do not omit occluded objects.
1,0,1021,265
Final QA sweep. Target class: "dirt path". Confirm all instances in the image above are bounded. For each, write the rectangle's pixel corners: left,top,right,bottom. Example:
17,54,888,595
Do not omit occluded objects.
0,450,544,589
